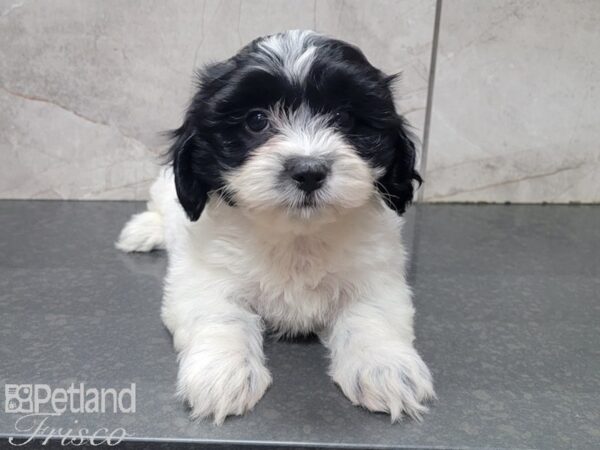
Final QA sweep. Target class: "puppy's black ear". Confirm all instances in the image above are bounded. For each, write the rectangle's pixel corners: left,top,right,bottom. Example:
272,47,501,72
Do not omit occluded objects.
378,118,422,215
166,60,237,222
170,124,208,222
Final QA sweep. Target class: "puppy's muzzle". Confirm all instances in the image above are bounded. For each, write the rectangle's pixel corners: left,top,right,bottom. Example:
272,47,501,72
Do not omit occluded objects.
283,156,331,193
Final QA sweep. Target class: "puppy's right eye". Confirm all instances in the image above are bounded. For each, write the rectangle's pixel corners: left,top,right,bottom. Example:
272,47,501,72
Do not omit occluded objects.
332,111,354,130
245,110,269,133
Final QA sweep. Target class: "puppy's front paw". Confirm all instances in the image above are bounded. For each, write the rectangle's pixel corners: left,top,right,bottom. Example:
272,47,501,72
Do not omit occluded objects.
177,349,272,425
331,346,435,421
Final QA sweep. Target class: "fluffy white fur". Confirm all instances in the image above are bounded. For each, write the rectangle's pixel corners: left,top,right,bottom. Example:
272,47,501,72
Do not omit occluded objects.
117,167,434,424
256,30,319,81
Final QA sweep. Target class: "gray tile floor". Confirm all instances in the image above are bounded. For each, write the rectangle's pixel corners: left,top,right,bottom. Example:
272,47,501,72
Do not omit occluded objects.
0,201,598,449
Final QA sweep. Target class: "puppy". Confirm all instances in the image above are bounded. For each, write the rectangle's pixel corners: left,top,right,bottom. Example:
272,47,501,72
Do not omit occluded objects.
117,30,434,424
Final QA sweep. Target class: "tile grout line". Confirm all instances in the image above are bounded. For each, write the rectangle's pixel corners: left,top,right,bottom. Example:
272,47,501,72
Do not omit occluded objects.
418,0,443,202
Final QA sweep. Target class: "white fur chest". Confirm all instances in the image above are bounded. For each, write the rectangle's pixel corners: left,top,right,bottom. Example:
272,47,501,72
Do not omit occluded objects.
180,202,404,336
245,233,355,335
207,229,353,334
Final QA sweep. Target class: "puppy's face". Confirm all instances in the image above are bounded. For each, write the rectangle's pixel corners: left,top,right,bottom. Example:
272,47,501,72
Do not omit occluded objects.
170,30,421,225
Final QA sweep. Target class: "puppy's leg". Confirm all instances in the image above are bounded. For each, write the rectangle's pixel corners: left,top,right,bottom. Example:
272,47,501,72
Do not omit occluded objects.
115,169,173,253
162,271,271,424
115,210,164,252
321,278,434,421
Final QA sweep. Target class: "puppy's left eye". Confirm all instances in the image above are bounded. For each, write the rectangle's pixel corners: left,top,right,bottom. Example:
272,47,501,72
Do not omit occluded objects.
332,111,354,130
245,110,270,133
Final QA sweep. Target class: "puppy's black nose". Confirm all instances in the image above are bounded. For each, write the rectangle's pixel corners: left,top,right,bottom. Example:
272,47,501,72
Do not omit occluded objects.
284,157,330,193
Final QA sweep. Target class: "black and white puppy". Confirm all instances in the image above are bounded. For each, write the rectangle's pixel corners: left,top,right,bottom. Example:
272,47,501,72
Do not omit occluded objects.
117,30,434,424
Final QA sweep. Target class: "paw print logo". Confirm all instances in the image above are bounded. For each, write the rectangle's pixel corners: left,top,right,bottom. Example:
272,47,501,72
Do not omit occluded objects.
7,399,19,410
4,384,33,413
